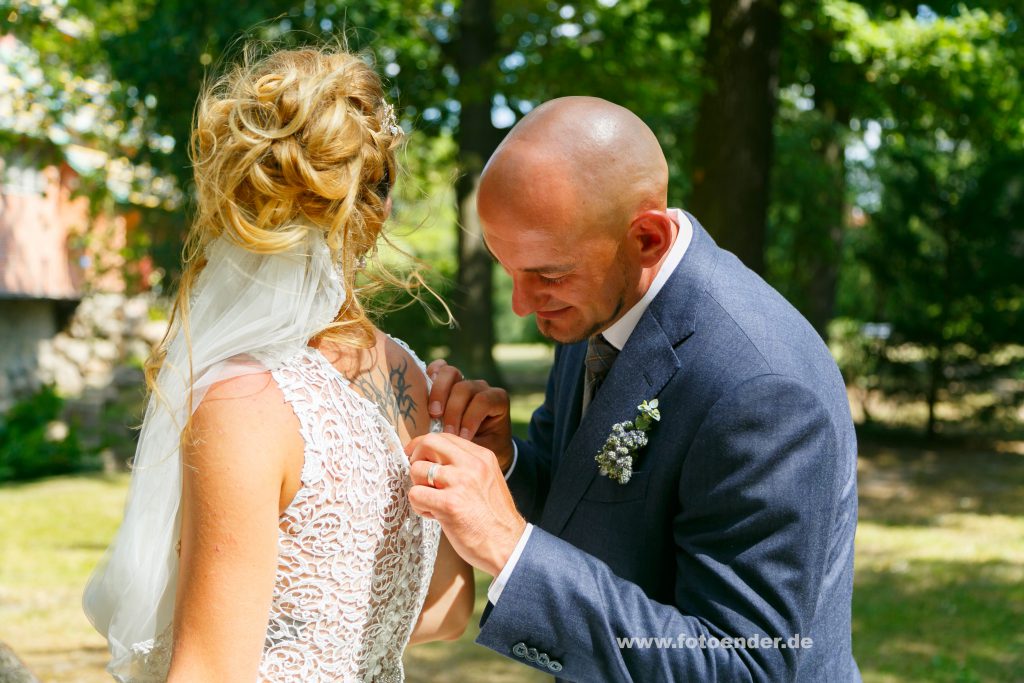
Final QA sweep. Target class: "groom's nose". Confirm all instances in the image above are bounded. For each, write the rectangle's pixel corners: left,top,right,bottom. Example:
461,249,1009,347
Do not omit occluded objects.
510,276,537,317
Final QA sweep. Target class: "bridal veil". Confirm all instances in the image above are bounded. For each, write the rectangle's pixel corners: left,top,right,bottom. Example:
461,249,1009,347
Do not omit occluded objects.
82,229,345,678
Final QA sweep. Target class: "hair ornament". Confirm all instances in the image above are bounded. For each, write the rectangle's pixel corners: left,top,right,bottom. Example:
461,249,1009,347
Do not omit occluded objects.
381,101,401,136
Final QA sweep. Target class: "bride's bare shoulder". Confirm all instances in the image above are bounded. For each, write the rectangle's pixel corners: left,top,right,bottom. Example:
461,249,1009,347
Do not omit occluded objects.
196,371,284,419
382,333,428,387
187,370,302,464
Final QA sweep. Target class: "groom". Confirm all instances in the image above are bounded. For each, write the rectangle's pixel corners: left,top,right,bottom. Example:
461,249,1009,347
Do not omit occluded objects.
406,96,860,681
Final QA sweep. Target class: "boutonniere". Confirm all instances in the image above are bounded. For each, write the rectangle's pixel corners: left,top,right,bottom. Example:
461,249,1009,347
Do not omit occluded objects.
595,399,661,484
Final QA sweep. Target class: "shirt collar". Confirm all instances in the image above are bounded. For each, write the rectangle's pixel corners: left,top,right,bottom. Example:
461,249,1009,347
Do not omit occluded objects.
601,208,692,351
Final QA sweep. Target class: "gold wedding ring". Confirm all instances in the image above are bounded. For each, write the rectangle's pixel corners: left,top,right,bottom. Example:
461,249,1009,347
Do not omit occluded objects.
427,463,439,488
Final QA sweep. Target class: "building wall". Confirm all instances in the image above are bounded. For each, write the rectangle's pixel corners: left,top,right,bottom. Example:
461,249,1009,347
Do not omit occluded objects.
0,298,56,411
1,145,130,409
1,145,131,295
0,158,82,298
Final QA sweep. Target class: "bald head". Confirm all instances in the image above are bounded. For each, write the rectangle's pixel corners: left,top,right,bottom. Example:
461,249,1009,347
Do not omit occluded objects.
478,96,668,235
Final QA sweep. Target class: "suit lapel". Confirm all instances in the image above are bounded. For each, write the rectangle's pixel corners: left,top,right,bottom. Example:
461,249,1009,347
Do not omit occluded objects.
540,314,681,535
556,343,587,450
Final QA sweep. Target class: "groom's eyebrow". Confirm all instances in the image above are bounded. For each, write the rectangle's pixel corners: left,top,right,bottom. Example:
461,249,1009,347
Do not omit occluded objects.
482,235,573,274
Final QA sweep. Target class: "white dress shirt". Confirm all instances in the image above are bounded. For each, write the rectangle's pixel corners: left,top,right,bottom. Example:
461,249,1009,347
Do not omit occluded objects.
488,209,693,604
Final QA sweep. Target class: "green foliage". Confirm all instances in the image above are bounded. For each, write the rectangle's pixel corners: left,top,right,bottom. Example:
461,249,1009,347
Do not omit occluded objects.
368,129,456,352
841,5,1023,432
767,1,1024,431
493,268,548,344
768,90,848,325
1,0,177,193
368,129,545,348
0,386,87,482
6,0,1023,431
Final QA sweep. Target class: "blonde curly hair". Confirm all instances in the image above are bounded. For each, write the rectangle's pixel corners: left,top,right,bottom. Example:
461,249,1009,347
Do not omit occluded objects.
148,44,412,392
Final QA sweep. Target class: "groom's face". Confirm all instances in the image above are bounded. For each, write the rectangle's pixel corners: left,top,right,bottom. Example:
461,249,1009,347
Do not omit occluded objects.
482,217,636,345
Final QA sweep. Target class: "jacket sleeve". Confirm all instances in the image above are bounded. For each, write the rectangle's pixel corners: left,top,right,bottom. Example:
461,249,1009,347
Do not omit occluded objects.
477,374,843,682
505,344,563,523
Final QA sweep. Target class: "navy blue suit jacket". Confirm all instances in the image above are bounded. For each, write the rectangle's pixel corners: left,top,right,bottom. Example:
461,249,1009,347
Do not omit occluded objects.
476,215,860,682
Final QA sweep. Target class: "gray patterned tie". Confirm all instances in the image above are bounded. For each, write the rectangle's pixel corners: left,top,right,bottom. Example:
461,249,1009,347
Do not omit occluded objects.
582,334,619,414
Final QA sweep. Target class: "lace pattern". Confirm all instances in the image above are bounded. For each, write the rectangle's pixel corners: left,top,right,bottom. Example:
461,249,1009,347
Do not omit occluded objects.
261,347,440,682
116,340,441,682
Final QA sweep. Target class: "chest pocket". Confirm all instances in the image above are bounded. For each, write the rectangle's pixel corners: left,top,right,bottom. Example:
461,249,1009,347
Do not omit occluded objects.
581,470,651,503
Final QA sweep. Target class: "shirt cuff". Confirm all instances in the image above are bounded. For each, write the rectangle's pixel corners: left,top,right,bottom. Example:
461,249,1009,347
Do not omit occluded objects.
503,440,519,481
486,522,533,605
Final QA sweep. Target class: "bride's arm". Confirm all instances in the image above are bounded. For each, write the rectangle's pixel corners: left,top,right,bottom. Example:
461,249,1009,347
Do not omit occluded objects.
374,334,474,643
409,532,475,644
166,372,300,682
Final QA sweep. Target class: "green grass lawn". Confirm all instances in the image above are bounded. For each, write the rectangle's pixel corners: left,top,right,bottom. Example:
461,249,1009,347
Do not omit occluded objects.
0,474,128,682
852,442,1024,682
4,443,1021,682
1,343,1021,681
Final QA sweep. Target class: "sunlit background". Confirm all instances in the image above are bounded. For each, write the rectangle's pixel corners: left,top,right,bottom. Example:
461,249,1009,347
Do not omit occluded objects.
1,0,1022,681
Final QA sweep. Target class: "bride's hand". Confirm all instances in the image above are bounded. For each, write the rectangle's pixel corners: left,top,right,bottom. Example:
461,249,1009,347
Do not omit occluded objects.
426,359,515,473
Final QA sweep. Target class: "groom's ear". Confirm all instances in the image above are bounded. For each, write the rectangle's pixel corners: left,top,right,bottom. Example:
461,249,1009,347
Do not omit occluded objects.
629,210,676,268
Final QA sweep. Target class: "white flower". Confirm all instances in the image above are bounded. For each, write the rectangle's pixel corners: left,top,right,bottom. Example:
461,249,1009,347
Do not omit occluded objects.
594,399,661,485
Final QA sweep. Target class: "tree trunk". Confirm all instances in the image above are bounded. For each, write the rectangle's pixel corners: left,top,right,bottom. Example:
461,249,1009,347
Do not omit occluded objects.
927,216,955,439
451,0,503,384
806,98,849,340
690,0,781,275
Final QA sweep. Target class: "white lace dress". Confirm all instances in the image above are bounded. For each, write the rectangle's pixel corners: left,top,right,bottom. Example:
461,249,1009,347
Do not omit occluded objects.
259,344,441,681
129,341,441,682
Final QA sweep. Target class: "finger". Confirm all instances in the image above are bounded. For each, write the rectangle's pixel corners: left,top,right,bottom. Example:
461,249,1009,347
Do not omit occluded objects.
406,432,476,467
408,483,450,519
425,359,448,381
407,434,500,490
427,364,465,418
407,431,496,461
409,459,455,489
408,459,432,487
443,380,489,436
458,387,509,440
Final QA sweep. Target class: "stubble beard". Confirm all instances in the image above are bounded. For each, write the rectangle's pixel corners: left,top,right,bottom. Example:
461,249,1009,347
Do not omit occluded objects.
536,294,625,345
535,243,634,344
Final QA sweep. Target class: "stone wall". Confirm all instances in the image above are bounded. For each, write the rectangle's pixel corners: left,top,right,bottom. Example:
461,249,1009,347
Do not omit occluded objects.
1,292,169,467
0,299,56,412
0,640,40,683
36,293,167,397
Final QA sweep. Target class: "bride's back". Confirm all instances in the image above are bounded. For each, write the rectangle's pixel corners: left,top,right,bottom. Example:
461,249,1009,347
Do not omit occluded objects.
272,330,433,520
254,332,440,681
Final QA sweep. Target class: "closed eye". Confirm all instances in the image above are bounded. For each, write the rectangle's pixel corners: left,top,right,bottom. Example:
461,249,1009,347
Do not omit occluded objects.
539,273,570,285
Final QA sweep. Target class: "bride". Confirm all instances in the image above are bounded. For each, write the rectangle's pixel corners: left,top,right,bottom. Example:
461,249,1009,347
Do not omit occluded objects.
83,45,474,681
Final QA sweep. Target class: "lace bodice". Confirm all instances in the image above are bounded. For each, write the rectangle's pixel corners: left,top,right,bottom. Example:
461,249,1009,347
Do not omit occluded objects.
122,339,441,682
259,344,441,681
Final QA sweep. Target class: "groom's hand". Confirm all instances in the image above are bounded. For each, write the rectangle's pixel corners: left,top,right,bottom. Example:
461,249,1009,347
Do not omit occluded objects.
407,432,526,577
426,359,515,472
